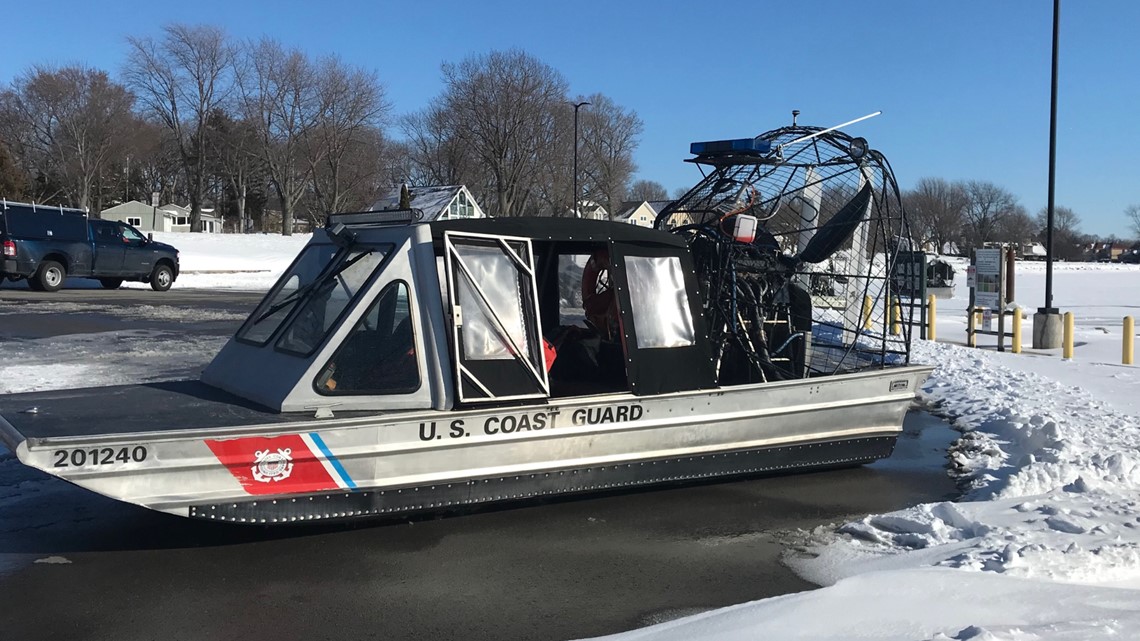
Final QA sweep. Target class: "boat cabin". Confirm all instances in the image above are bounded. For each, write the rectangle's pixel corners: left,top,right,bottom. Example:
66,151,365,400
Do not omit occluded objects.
202,213,717,413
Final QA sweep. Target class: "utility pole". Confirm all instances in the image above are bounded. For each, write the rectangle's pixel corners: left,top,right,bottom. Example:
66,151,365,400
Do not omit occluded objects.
573,101,590,218
1034,0,1063,349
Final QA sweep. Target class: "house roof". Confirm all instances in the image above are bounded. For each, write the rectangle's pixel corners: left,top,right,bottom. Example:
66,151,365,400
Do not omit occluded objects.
101,200,156,216
613,200,676,224
101,201,221,221
614,201,654,221
370,185,464,221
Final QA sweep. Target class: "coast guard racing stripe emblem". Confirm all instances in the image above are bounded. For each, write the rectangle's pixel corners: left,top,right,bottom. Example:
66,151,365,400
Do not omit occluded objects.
206,433,356,495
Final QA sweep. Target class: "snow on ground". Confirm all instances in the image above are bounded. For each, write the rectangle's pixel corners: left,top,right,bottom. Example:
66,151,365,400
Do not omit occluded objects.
595,259,1140,641
5,233,1140,639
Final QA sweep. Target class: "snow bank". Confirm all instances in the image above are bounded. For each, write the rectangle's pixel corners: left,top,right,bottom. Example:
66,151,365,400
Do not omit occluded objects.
596,262,1140,640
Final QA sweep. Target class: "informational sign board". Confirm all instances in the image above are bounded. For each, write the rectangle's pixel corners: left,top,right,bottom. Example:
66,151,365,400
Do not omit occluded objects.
892,252,927,298
891,251,928,339
973,248,1002,313
968,247,1010,350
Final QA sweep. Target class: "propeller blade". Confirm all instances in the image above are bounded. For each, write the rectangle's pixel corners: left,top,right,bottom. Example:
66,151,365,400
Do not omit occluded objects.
797,183,872,264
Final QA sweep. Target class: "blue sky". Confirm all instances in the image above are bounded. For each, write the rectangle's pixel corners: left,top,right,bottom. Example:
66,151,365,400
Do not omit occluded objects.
5,0,1138,237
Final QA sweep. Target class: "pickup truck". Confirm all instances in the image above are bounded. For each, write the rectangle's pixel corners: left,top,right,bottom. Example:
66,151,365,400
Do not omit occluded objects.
0,201,180,292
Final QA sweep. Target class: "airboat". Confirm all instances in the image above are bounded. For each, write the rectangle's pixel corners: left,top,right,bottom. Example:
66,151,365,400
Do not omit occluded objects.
0,117,931,524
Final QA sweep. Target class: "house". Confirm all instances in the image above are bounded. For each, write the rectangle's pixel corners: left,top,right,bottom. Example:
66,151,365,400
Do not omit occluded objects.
369,185,486,221
613,201,657,227
613,200,677,228
101,200,223,233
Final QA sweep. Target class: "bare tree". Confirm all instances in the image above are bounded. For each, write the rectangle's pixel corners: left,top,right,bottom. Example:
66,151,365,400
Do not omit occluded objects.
1034,205,1080,236
994,206,1034,242
130,118,185,208
629,179,668,202
437,49,568,216
0,141,28,197
0,65,135,210
401,106,478,187
1124,204,1140,238
963,180,1021,247
305,55,391,218
577,93,642,217
125,24,233,231
203,109,262,231
1035,205,1085,260
902,177,967,253
236,38,318,235
529,103,574,216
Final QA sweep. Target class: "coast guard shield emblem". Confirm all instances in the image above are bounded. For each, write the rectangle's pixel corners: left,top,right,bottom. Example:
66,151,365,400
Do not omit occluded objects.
207,434,350,495
251,448,294,483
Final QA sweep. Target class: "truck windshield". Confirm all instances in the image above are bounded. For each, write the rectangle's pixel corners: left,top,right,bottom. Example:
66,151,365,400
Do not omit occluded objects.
237,243,391,348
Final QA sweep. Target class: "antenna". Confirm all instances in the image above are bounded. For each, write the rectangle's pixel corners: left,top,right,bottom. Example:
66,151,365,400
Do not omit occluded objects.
781,111,882,151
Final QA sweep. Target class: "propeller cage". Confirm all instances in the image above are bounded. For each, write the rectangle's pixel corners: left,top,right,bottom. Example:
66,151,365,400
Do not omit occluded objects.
656,125,914,384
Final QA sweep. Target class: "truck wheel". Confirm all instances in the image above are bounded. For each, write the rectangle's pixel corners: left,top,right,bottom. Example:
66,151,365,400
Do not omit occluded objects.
26,276,44,292
99,278,124,290
35,260,66,292
150,264,173,292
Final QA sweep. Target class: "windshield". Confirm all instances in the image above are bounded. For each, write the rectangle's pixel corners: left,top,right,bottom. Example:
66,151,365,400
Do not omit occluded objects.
237,243,390,348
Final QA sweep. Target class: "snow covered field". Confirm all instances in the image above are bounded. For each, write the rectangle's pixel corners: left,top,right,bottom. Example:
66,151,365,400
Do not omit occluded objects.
4,232,1140,640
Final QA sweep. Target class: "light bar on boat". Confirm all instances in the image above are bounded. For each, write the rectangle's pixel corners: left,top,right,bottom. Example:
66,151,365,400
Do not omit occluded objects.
326,209,421,227
689,138,772,156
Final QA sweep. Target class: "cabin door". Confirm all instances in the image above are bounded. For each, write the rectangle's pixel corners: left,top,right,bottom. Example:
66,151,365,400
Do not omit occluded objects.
443,231,550,403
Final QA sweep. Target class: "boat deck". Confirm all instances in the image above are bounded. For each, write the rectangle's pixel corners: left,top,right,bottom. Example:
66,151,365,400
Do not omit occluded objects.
0,381,373,444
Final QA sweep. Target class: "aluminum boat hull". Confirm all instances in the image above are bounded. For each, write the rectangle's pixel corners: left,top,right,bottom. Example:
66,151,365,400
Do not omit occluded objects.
0,365,931,524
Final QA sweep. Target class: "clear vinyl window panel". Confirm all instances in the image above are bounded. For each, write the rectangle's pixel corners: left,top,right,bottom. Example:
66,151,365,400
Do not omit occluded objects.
454,243,530,361
624,255,695,349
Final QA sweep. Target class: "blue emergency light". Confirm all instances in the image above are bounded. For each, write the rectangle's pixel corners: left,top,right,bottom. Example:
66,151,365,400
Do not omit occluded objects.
689,138,772,156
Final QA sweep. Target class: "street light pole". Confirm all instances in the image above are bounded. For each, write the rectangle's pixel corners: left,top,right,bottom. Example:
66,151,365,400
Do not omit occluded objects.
1033,0,1063,348
1043,0,1060,313
573,101,590,218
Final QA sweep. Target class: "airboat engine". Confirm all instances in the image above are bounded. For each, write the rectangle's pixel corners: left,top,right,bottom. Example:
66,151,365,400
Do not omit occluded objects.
655,115,914,384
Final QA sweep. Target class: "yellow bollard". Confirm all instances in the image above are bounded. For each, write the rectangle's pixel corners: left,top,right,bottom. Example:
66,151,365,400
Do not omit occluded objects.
927,294,936,342
1012,307,1022,354
1125,316,1135,365
890,296,902,336
1063,311,1074,359
862,295,873,330
967,307,977,347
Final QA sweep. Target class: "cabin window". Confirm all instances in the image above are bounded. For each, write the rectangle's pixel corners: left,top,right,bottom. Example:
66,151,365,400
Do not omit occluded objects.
623,255,695,349
315,281,419,395
557,254,590,326
455,243,529,360
237,244,390,348
277,247,389,355
175,216,188,225
126,217,142,226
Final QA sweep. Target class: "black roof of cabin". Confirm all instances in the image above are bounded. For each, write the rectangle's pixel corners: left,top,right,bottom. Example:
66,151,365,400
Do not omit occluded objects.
430,216,687,248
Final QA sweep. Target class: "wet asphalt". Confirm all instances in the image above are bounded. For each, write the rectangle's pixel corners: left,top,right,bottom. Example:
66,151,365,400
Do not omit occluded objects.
0,286,958,641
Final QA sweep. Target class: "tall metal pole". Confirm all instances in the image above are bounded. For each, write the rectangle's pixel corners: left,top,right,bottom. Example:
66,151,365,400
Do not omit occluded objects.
1033,0,1063,348
573,101,589,218
1043,0,1060,313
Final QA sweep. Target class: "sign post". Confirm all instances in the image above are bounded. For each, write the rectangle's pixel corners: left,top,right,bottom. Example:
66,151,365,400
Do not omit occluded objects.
968,247,1011,350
